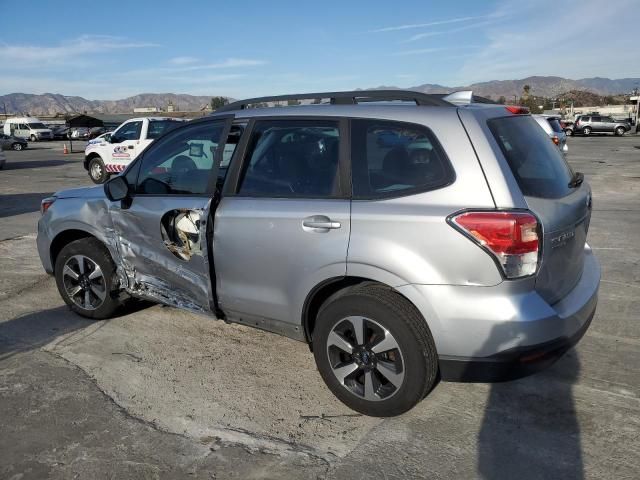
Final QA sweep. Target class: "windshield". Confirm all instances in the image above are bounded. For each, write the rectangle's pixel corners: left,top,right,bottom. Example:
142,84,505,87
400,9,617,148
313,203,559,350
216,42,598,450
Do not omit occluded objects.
488,115,574,199
27,123,48,130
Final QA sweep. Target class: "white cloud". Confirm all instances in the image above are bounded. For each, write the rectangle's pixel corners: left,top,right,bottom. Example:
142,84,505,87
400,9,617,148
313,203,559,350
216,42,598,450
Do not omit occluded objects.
454,0,640,84
369,13,499,33
168,56,199,65
0,35,159,65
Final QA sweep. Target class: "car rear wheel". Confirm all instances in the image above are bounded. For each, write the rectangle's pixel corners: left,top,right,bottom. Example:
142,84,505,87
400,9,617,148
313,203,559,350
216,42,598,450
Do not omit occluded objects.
565,128,573,136
12,143,23,151
582,126,592,136
88,157,109,184
312,283,438,417
54,238,122,319
615,127,625,136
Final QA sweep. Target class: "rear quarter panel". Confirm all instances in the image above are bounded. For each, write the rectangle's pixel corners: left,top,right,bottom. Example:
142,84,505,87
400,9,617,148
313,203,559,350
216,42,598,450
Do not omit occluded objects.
348,108,502,287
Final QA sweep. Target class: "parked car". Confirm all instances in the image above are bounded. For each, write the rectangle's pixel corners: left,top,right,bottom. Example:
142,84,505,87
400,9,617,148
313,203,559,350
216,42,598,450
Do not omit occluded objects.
572,115,630,136
37,90,600,416
52,126,71,140
84,117,184,183
0,133,29,151
533,115,568,154
88,127,106,140
70,127,90,139
0,148,6,169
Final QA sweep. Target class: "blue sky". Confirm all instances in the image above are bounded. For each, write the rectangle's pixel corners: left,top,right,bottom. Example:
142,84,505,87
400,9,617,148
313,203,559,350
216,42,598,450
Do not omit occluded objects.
0,0,637,99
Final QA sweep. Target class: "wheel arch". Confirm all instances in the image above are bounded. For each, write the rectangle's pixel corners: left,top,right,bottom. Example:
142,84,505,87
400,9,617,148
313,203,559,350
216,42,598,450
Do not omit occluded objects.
84,152,102,170
302,276,433,348
50,229,98,272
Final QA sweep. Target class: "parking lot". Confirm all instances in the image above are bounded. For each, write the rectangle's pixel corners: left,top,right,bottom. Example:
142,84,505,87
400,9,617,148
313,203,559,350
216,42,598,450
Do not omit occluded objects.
1,136,639,479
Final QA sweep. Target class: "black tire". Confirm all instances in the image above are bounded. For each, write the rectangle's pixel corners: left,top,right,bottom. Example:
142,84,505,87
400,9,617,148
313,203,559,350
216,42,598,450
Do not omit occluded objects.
12,143,24,151
615,127,625,136
30,134,37,142
88,156,109,184
582,126,592,136
54,238,122,320
565,128,573,136
312,283,438,417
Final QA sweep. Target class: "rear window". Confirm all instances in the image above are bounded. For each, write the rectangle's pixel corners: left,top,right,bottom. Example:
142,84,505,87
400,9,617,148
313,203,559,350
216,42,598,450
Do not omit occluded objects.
547,118,563,133
147,120,182,139
488,116,574,199
351,119,454,199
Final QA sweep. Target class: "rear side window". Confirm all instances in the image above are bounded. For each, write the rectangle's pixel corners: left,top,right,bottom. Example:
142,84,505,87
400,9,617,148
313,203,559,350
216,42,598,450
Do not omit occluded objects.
237,120,341,198
547,118,563,133
147,120,182,139
351,119,453,199
488,116,573,199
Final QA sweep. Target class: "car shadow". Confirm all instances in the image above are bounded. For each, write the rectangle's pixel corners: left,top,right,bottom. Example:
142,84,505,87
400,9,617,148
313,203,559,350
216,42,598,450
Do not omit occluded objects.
3,160,77,170
0,306,90,361
0,192,55,218
473,326,583,479
0,300,153,362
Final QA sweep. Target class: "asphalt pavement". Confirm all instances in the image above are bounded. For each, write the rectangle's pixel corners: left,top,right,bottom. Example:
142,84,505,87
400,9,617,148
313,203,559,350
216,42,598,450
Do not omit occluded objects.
1,137,639,479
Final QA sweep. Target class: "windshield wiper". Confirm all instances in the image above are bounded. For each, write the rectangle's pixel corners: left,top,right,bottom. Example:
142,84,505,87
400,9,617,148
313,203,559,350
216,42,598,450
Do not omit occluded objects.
568,171,584,188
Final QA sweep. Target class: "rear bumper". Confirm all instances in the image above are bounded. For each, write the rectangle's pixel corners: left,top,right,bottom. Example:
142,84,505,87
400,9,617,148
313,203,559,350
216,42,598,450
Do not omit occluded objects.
397,244,600,382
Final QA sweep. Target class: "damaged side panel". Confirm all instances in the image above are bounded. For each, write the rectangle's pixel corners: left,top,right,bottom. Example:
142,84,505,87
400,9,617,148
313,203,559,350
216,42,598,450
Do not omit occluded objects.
108,196,216,314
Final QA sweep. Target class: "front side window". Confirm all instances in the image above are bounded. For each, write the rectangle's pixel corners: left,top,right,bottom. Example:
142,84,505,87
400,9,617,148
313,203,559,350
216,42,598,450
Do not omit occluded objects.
351,119,454,199
27,122,47,129
114,121,143,141
135,121,227,195
237,120,341,198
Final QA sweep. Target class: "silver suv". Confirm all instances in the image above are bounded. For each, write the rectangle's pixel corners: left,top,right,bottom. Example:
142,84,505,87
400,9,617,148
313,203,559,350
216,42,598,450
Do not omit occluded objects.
572,114,630,136
37,91,600,416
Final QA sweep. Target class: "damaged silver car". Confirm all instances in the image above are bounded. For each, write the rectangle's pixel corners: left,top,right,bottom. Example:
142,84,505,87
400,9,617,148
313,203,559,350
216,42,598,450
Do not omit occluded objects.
38,90,600,417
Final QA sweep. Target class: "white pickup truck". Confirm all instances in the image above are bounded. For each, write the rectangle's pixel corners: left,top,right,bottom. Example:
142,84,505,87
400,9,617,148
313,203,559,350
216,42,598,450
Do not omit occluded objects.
84,117,184,183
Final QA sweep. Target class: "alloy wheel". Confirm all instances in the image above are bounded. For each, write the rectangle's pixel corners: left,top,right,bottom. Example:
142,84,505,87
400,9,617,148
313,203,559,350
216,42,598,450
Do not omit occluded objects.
62,255,107,310
90,162,103,180
326,316,405,401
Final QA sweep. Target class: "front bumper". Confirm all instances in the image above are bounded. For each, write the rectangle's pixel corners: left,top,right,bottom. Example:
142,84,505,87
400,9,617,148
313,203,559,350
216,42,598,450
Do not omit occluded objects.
397,244,600,382
37,217,54,274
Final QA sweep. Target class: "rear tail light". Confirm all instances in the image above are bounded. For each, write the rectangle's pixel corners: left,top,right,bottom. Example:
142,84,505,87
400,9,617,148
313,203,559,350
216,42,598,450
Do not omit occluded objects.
551,135,560,145
505,105,530,114
41,196,56,215
449,210,539,279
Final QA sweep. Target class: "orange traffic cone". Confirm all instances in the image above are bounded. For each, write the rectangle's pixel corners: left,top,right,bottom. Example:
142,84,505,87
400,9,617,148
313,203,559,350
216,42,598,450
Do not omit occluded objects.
63,143,68,155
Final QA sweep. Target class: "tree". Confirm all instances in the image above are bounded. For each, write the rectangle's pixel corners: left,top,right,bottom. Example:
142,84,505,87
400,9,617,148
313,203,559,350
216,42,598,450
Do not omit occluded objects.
522,84,531,100
497,96,507,105
210,96,229,110
287,99,301,106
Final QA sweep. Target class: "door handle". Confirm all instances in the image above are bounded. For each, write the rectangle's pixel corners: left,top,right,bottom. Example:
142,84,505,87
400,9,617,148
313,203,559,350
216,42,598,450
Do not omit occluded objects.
127,145,134,149
302,215,341,232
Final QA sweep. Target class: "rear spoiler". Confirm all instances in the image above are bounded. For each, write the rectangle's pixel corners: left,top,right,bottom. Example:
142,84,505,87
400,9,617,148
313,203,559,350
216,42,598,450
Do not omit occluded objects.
439,91,495,106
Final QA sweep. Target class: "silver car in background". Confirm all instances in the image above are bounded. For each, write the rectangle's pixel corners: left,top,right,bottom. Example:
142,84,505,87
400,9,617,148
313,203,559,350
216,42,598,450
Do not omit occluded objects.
36,90,600,417
533,114,568,155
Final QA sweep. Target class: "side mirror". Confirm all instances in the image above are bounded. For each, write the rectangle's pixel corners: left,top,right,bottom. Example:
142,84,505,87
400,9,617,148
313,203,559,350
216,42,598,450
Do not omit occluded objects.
104,176,129,201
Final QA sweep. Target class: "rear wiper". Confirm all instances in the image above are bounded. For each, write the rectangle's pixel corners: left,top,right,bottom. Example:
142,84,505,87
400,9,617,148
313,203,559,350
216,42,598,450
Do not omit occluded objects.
568,171,584,188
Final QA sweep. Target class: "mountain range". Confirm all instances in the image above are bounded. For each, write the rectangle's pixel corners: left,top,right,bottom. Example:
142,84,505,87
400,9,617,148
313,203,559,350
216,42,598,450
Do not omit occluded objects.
1,76,638,116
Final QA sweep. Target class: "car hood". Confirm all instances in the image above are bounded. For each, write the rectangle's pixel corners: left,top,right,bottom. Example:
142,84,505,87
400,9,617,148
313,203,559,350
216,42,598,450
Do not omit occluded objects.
54,185,105,199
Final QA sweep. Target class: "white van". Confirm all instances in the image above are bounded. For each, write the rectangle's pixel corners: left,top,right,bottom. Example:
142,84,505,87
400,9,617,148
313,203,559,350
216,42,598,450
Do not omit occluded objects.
3,117,53,141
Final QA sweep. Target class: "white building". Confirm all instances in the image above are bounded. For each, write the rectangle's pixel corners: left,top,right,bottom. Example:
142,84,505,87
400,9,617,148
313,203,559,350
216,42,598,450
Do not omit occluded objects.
133,106,162,113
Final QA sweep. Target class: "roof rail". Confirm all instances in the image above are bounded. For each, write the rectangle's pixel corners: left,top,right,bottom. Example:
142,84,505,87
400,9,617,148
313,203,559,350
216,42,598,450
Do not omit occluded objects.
215,89,453,113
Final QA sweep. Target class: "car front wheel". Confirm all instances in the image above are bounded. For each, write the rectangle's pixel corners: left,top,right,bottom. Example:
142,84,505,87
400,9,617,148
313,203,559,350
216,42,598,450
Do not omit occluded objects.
312,283,438,417
12,143,24,151
565,128,573,136
54,238,122,319
615,127,625,136
88,157,109,184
